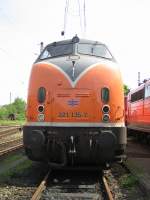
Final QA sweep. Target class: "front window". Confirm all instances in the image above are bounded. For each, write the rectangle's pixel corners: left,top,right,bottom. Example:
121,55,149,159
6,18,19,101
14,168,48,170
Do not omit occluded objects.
40,43,73,59
78,43,113,59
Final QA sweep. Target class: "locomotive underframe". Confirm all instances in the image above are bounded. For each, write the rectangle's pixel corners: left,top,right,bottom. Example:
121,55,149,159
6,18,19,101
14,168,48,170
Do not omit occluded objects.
23,125,126,168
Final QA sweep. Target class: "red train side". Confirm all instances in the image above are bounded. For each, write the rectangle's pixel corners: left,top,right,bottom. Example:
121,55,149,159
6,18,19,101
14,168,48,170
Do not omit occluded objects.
127,80,150,140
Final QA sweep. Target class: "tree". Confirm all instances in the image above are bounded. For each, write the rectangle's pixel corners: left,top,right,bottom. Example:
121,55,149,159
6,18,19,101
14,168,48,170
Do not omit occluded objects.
0,98,26,120
0,106,8,119
124,84,130,95
12,98,26,120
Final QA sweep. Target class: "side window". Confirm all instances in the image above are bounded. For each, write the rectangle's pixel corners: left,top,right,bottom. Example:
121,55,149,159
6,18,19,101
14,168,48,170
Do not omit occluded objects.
145,85,150,98
40,49,51,59
131,88,144,102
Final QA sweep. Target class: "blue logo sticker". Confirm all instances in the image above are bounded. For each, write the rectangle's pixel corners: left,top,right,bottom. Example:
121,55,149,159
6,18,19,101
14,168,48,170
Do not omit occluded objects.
67,99,79,106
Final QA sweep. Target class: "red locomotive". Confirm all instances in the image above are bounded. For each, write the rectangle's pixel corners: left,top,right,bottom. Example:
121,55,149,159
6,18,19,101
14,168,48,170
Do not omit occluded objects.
23,36,126,168
126,80,150,141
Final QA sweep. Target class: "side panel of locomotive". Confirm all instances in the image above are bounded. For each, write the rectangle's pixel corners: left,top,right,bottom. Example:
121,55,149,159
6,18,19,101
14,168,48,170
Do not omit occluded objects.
23,38,126,167
127,80,150,134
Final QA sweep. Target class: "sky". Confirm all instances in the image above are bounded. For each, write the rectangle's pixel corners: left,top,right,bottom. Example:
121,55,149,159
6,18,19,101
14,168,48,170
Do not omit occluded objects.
0,0,150,105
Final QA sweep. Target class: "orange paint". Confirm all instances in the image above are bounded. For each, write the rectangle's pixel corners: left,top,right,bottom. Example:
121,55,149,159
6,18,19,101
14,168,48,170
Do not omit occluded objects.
26,61,125,124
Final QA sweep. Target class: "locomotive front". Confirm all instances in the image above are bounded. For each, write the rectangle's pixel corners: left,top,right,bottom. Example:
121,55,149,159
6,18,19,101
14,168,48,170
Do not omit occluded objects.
23,36,126,168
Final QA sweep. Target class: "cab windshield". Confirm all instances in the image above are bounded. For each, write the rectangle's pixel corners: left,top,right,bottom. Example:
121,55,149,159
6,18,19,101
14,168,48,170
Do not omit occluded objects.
39,41,113,60
77,43,112,59
40,43,73,59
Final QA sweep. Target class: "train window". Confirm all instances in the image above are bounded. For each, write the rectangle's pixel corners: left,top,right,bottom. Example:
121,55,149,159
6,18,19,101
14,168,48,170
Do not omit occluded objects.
78,43,112,59
131,88,144,102
38,87,46,103
40,49,50,59
145,85,150,98
39,43,73,59
101,87,109,103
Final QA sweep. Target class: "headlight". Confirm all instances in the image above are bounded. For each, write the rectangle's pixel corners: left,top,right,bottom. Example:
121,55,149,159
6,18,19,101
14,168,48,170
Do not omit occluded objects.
102,105,110,114
38,114,45,121
38,105,44,113
102,114,110,122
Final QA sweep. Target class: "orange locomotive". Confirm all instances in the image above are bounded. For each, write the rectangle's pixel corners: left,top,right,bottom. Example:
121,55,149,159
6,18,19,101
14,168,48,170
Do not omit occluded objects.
127,80,150,141
23,36,126,168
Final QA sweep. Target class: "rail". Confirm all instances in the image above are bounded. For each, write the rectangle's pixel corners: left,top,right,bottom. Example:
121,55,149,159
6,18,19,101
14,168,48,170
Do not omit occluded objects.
0,127,22,139
102,176,114,200
31,169,114,200
0,137,22,147
0,137,23,157
31,170,51,200
0,143,23,156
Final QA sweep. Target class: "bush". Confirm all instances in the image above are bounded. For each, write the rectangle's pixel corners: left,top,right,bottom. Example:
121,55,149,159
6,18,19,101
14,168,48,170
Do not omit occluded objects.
0,106,9,119
0,98,26,120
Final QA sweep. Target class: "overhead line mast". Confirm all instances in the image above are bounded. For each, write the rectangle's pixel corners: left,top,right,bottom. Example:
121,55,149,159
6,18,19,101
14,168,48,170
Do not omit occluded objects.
61,0,87,38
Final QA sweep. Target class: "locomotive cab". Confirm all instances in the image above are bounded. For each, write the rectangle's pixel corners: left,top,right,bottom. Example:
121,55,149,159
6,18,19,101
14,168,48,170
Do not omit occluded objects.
38,36,114,61
23,36,126,168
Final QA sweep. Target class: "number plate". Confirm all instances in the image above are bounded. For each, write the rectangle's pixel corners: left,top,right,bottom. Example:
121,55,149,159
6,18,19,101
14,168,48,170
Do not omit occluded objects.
58,112,88,118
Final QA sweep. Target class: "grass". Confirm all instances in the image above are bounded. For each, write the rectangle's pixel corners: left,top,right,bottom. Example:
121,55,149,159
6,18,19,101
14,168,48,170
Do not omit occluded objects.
10,159,33,177
0,120,25,126
0,159,33,182
119,174,138,189
1,153,23,166
126,160,144,175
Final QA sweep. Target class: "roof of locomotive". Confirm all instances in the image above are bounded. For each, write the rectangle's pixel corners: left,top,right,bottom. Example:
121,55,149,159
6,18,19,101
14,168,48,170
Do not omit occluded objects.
127,80,150,102
129,79,150,95
129,84,144,94
47,36,105,46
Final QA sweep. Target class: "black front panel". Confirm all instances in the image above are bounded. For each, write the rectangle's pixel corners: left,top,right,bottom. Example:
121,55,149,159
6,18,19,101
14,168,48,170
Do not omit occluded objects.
23,126,126,166
45,56,102,81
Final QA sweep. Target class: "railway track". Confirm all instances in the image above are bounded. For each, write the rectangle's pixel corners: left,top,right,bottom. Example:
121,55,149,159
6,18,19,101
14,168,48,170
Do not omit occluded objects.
0,137,23,157
0,125,23,156
0,126,22,139
0,125,21,130
31,169,113,200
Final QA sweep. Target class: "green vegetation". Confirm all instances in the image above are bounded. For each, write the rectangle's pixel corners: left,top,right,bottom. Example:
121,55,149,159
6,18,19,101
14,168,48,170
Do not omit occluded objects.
124,84,130,95
9,159,33,177
0,120,25,126
0,158,32,182
119,174,138,189
0,97,26,121
1,153,24,166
